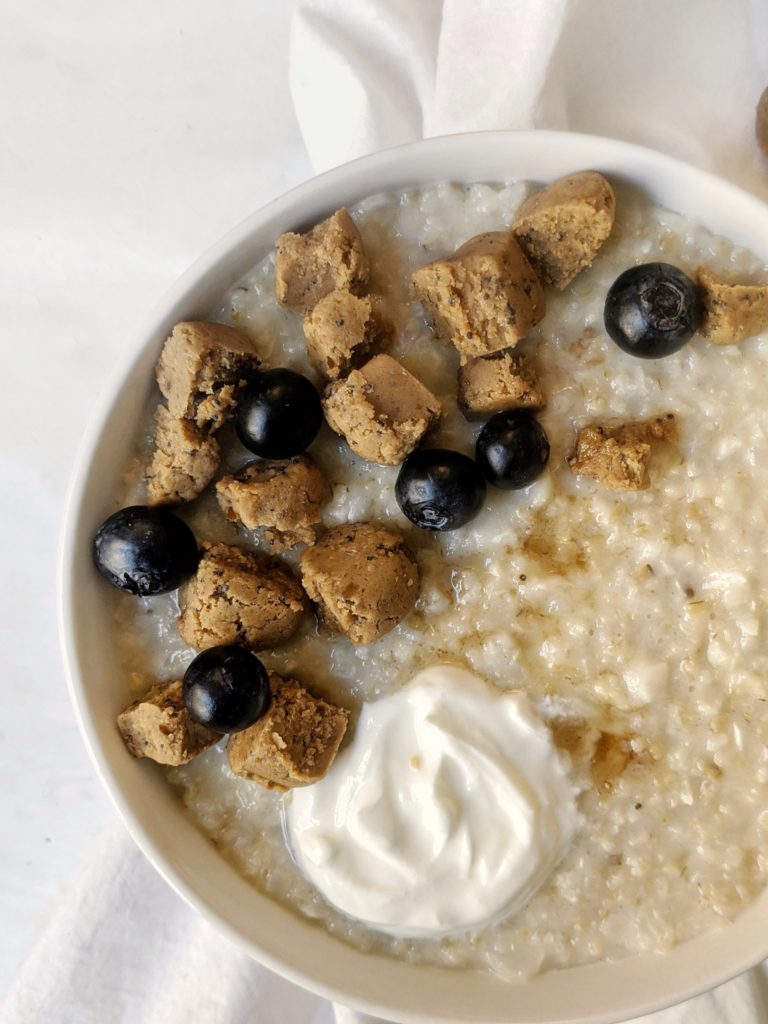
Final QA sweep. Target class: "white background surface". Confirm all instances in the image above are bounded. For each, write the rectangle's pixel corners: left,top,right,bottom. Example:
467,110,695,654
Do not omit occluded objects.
1,0,310,993
3,0,768,1017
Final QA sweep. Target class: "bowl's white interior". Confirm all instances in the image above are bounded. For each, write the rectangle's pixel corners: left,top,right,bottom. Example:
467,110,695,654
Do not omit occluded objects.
59,131,768,1024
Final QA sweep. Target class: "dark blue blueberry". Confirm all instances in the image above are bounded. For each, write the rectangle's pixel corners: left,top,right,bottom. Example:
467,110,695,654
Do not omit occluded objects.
476,410,549,490
395,448,486,531
92,505,199,595
604,262,700,358
183,645,271,734
236,368,322,458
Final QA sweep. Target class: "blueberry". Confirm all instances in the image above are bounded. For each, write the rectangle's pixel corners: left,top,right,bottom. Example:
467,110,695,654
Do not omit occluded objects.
604,262,700,358
236,368,323,458
476,410,550,490
395,448,486,531
183,645,271,734
92,505,199,595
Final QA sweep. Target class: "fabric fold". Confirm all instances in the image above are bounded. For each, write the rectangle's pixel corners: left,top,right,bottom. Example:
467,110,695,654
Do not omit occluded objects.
290,0,443,172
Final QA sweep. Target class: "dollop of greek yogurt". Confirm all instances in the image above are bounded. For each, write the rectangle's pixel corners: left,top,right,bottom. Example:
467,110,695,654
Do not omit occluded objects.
285,665,580,937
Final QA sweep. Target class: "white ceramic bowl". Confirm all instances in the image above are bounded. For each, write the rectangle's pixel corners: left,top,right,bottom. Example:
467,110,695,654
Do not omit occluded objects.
59,131,768,1024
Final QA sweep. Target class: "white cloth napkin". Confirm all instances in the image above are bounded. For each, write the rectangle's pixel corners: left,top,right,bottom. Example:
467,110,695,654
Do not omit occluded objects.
291,0,768,201
7,1,768,1022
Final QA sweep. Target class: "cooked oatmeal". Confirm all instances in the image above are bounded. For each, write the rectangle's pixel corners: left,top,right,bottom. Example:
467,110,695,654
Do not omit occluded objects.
112,179,768,980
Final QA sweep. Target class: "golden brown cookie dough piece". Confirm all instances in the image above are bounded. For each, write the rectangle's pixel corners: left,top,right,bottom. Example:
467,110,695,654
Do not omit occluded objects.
117,680,218,766
178,541,306,651
411,231,545,361
611,414,678,447
275,208,369,315
227,674,348,790
322,354,441,466
155,321,261,430
513,171,615,290
567,415,678,491
457,349,545,421
697,268,768,346
568,425,649,491
303,289,389,380
146,404,221,505
300,522,419,645
216,455,332,552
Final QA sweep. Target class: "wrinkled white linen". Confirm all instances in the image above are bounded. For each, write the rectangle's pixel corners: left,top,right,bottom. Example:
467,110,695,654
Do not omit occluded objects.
292,0,768,201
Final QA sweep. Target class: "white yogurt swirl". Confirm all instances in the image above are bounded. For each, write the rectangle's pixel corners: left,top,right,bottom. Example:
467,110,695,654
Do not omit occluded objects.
286,665,579,937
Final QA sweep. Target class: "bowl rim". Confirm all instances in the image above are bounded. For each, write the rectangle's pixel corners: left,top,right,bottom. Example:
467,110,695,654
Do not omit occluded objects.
59,129,768,1024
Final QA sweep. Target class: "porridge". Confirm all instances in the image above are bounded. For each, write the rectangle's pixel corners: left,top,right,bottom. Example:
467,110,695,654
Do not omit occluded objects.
98,174,768,980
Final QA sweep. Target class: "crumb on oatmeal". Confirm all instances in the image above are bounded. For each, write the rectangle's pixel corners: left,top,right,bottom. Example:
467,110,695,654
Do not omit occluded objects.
411,230,545,361
322,353,441,465
567,415,678,490
117,680,218,766
275,208,369,315
227,673,348,790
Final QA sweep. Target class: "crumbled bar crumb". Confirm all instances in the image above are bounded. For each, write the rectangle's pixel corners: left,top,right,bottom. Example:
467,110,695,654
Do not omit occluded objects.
178,541,306,651
303,289,389,380
568,425,649,490
457,349,545,421
567,415,678,491
322,354,441,465
757,86,768,160
513,171,615,289
216,454,332,551
227,674,348,790
155,321,260,430
300,522,419,645
146,404,220,505
411,231,545,361
275,208,369,315
612,414,678,447
697,268,768,345
117,680,218,766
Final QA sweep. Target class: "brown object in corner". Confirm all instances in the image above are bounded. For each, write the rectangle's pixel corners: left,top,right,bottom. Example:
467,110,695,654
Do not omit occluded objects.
757,86,768,161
